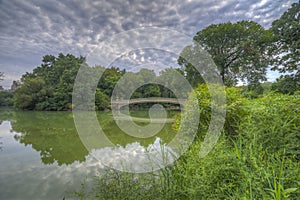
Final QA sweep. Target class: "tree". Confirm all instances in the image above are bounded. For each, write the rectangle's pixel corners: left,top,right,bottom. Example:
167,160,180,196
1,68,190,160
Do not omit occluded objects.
14,54,86,110
0,90,14,106
14,77,47,110
271,75,300,95
98,67,125,97
135,69,161,98
10,80,21,92
271,1,300,84
157,68,187,98
180,21,273,87
178,55,205,87
95,88,110,110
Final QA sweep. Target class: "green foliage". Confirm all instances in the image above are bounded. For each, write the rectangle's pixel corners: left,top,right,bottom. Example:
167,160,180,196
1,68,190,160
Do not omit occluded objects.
14,77,48,110
232,93,300,199
0,91,14,106
260,82,273,94
243,93,300,157
74,170,164,200
187,84,247,139
74,89,300,200
14,54,85,110
11,111,89,165
240,83,264,99
270,1,300,97
180,20,273,86
271,1,300,79
13,54,124,111
98,67,125,97
131,69,161,98
271,75,300,95
177,55,205,87
13,54,185,111
95,88,110,110
157,68,187,98
10,80,21,91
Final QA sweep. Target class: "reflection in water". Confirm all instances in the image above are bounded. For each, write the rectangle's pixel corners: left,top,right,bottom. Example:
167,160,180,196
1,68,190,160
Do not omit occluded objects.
0,109,15,151
92,137,177,173
0,119,102,200
0,109,178,199
1,109,177,166
11,111,89,166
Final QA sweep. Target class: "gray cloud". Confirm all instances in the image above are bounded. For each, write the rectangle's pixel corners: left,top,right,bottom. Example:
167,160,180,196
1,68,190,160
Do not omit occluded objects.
0,0,296,88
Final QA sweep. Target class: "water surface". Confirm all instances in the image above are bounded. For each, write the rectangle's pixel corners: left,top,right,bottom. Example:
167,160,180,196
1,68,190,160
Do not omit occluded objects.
0,109,177,199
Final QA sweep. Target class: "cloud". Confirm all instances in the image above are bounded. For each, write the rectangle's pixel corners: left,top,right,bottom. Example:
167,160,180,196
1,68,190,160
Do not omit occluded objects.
0,0,296,88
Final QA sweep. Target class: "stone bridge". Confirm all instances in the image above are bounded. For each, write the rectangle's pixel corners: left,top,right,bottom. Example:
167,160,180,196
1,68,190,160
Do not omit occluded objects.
111,97,187,110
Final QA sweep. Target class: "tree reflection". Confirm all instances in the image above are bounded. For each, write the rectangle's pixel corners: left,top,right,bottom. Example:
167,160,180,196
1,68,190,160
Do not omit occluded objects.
10,111,88,166
1,109,177,166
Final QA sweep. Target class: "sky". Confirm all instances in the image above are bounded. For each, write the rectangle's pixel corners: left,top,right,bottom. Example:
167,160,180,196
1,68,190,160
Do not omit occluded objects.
0,0,296,89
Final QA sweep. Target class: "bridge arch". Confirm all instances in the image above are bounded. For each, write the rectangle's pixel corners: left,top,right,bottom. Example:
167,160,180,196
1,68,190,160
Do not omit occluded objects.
111,97,187,123
111,97,187,110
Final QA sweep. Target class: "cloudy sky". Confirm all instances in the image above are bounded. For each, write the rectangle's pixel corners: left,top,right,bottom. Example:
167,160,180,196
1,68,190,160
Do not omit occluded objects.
0,0,296,88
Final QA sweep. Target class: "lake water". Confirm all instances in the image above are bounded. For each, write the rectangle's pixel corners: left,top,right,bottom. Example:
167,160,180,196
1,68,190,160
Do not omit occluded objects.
0,109,178,200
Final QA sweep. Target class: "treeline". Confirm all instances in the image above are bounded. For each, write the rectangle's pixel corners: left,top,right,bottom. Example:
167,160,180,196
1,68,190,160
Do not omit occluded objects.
1,1,299,110
11,54,183,111
74,85,300,200
6,50,297,111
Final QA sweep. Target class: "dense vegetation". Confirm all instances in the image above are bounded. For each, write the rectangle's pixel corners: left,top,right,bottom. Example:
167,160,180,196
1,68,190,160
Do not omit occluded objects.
0,2,299,199
9,54,182,111
72,3,299,199
0,2,297,109
179,21,273,87
0,90,13,106
74,85,300,200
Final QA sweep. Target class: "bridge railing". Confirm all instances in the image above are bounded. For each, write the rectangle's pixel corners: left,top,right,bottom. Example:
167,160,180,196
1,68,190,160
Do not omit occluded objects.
111,97,187,110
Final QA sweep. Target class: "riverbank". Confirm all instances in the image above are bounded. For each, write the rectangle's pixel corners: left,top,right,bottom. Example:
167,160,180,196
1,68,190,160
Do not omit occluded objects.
73,86,300,200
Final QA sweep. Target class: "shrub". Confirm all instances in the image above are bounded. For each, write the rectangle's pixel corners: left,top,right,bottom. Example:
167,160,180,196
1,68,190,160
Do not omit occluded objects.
176,84,248,140
74,88,300,200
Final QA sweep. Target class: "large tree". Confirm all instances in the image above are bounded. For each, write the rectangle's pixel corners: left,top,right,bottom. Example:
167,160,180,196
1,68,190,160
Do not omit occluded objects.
97,67,125,97
14,53,126,110
179,20,273,87
14,77,47,110
15,54,86,110
271,1,300,82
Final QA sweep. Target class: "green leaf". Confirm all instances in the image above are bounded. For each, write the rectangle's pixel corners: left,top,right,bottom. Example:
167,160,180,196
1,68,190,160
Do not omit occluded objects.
283,188,298,194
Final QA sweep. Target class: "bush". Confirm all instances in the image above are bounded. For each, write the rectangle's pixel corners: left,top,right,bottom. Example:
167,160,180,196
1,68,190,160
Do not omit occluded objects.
74,88,300,200
231,93,300,199
95,88,110,110
240,93,300,158
177,84,248,139
0,91,14,106
271,75,300,95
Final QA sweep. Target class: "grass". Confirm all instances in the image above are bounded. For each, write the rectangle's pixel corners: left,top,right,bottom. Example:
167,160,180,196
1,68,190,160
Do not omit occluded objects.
73,88,300,200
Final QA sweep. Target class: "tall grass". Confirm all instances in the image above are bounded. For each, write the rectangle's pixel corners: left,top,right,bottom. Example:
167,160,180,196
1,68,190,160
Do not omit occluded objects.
73,88,300,200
